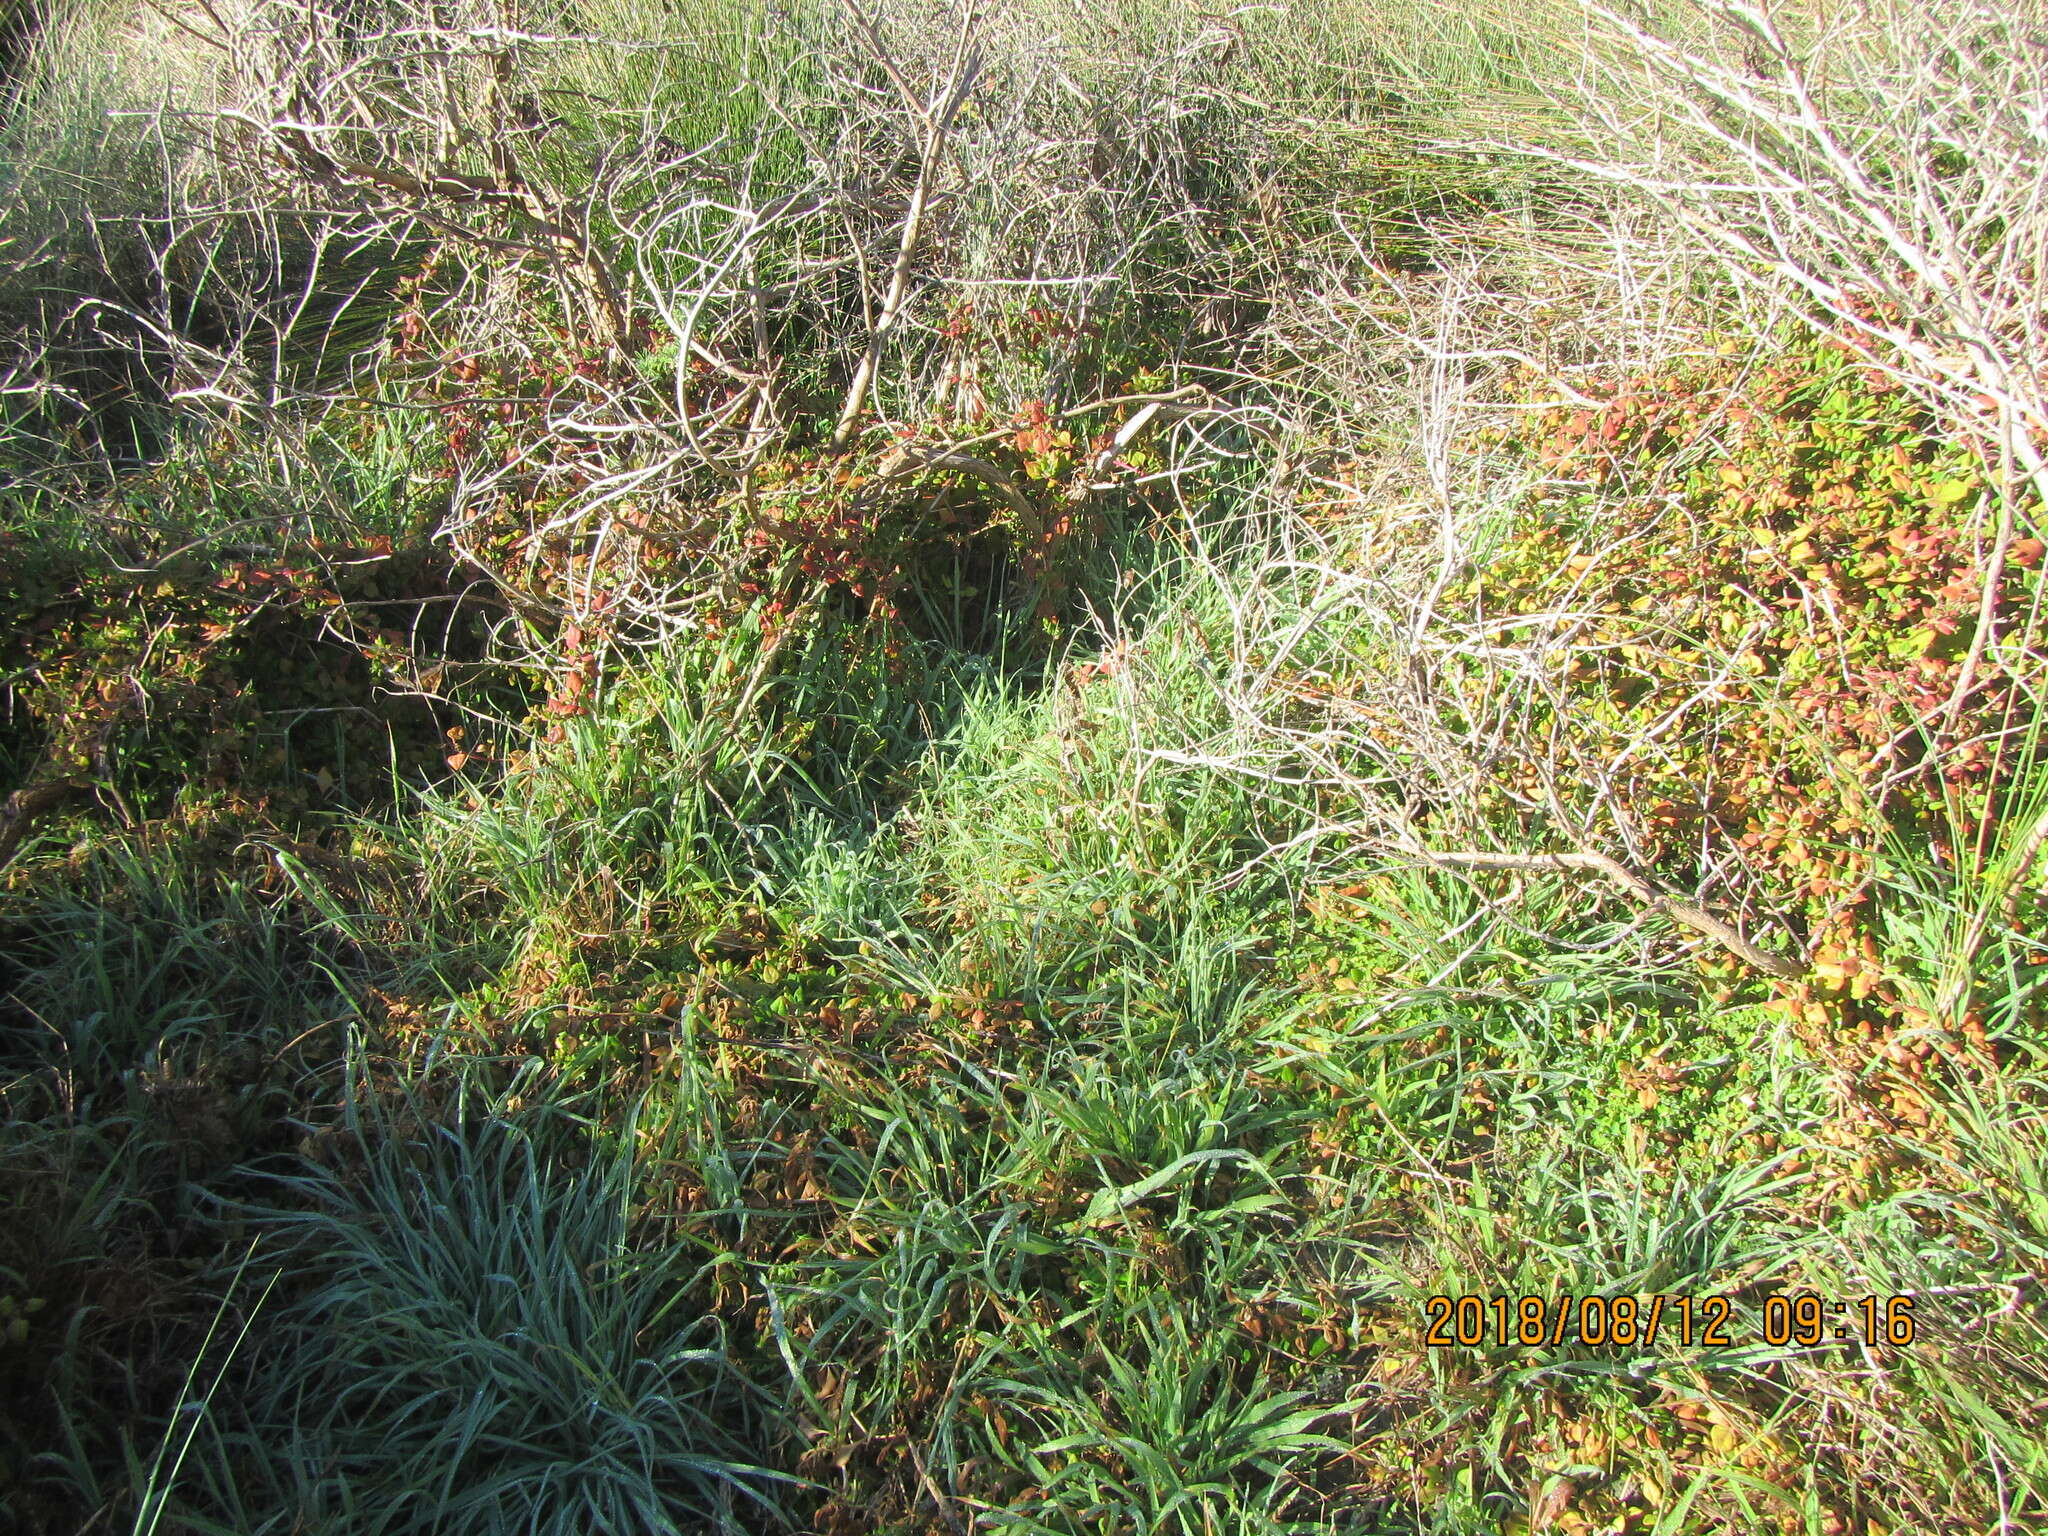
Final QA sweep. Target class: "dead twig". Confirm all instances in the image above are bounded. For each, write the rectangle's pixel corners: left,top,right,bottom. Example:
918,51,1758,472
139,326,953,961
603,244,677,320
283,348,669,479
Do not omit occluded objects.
877,442,1034,522
828,0,981,449
1413,846,1808,979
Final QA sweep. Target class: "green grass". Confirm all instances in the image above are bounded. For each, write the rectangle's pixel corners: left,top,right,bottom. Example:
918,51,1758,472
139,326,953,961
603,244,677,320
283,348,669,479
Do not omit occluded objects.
4,0,2046,1533
176,1061,793,1535
8,520,2046,1533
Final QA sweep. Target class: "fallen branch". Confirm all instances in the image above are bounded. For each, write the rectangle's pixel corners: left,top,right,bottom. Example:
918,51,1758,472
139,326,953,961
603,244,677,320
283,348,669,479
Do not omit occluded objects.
1415,846,1809,979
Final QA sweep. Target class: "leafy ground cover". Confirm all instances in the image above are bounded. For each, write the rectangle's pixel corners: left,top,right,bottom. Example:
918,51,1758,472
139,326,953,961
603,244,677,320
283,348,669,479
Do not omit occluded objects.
2,1,2045,1533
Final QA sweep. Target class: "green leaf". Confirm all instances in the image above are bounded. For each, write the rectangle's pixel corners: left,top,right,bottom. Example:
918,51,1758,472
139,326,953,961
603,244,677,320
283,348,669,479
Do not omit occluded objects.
1078,1149,1271,1224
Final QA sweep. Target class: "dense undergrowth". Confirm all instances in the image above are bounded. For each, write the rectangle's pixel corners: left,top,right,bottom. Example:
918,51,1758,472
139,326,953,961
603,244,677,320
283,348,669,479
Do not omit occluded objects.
3,0,2046,1533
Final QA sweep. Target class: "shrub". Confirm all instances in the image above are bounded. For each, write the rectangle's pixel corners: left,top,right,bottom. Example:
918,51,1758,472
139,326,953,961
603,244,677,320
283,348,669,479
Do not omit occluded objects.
1464,323,2045,1061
